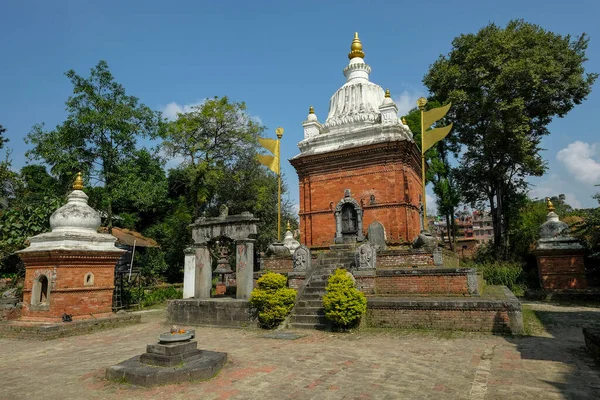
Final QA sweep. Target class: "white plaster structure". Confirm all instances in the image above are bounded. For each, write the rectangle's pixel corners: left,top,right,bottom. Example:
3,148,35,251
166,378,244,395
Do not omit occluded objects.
295,32,413,158
19,188,122,254
282,228,300,254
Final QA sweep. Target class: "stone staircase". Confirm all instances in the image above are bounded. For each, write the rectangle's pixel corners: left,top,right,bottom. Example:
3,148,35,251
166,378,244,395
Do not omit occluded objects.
289,245,356,330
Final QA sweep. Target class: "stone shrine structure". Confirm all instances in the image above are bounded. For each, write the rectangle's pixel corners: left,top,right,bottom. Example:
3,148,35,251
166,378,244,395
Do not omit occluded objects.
17,174,125,321
290,33,422,247
182,208,258,300
534,199,587,290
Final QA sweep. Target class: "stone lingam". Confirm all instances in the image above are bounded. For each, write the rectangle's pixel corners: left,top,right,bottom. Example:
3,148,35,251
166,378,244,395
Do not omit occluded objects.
106,326,227,387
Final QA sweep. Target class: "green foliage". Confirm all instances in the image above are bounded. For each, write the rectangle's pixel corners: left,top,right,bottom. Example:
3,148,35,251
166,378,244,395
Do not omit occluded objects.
464,260,527,293
25,60,163,229
0,196,63,273
322,269,367,330
424,20,597,254
249,272,296,329
0,124,7,150
162,96,263,219
139,285,182,308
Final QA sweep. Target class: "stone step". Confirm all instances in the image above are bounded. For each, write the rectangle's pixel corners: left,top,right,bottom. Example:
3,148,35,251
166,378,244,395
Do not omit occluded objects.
303,288,326,295
300,293,323,300
307,281,326,288
291,314,328,324
292,307,324,316
297,299,323,308
289,322,328,330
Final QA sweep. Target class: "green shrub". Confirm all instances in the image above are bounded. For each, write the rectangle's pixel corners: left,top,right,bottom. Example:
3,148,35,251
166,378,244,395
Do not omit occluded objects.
249,272,296,329
131,285,183,308
322,269,367,330
464,260,527,293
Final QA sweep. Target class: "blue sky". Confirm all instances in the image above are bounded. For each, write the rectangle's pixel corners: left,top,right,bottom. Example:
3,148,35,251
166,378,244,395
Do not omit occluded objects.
2,0,600,212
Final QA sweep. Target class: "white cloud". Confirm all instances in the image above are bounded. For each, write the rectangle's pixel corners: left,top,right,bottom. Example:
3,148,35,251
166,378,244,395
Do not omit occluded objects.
557,141,600,185
292,203,300,217
528,175,583,209
394,90,425,117
425,188,437,216
161,100,205,120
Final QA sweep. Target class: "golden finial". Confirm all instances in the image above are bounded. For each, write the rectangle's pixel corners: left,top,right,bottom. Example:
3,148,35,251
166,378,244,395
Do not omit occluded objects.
546,197,555,213
401,117,407,125
309,105,314,114
417,97,428,110
385,88,391,98
348,32,365,60
287,221,291,231
276,127,284,139
73,172,84,190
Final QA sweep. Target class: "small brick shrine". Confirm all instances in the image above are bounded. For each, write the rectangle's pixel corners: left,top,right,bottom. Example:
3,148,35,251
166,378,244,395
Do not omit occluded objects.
17,174,125,321
534,200,587,290
290,33,422,248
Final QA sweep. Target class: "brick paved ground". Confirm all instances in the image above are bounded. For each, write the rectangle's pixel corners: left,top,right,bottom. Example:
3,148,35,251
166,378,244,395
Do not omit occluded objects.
1,301,600,400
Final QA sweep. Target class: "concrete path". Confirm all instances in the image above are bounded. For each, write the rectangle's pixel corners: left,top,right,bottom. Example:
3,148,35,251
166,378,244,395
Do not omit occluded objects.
1,302,600,400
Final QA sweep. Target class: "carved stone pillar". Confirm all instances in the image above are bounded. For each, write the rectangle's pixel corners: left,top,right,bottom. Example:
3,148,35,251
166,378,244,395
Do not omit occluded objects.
182,247,196,299
236,239,255,300
194,245,212,299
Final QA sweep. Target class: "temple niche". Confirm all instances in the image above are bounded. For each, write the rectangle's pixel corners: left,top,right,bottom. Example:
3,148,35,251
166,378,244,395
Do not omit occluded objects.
290,33,422,248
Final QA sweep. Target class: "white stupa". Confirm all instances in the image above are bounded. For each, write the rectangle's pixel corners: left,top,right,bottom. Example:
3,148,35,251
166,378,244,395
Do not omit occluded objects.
295,32,413,157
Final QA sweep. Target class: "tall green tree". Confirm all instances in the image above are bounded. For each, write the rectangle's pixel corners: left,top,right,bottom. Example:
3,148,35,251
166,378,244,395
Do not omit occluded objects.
25,60,163,231
162,96,263,219
0,124,7,150
403,102,460,249
423,20,597,256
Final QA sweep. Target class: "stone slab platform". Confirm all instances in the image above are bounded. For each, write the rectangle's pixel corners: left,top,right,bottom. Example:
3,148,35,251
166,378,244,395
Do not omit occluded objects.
167,298,256,328
106,350,227,387
365,285,524,334
0,313,141,340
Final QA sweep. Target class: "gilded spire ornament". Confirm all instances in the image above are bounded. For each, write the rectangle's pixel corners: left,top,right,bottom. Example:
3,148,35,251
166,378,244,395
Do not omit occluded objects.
309,105,315,114
73,172,84,190
348,32,365,60
401,117,407,125
546,197,555,213
385,88,391,98
287,221,291,231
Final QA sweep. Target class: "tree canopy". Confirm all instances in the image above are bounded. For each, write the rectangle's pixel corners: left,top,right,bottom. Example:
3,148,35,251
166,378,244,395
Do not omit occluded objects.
25,60,163,230
423,20,598,254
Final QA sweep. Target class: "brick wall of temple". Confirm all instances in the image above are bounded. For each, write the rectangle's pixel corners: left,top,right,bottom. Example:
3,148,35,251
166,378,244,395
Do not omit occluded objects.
292,142,422,248
20,251,121,320
366,308,512,333
536,253,588,290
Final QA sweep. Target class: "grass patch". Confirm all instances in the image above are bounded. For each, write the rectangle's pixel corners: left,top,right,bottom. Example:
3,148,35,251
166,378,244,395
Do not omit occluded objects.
522,305,547,336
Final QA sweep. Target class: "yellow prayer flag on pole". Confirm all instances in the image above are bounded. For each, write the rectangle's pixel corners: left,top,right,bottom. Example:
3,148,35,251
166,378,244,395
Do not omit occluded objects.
422,123,453,153
257,127,284,240
423,102,452,129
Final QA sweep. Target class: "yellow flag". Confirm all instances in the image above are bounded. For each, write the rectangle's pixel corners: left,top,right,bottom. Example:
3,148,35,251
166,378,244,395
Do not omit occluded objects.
422,123,453,153
257,154,279,174
257,137,280,174
258,137,278,154
423,102,451,129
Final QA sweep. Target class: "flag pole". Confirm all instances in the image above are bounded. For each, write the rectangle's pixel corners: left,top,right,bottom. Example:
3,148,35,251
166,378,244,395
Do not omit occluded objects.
417,97,428,231
276,127,284,241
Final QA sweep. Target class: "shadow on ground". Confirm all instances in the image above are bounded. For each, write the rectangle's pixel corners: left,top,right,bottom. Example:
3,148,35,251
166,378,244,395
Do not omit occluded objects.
505,303,600,399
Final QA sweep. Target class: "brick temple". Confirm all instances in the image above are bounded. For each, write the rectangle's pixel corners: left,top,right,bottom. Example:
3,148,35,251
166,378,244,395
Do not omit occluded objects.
290,33,422,248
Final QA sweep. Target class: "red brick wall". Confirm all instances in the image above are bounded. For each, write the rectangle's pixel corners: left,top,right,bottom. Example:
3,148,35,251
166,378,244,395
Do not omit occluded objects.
366,308,511,333
375,275,469,295
19,250,122,320
292,142,423,248
262,257,293,273
536,253,588,290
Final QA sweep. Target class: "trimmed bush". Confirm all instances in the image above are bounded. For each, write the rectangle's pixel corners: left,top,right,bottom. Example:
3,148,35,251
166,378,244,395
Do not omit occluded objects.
250,272,296,329
322,269,367,330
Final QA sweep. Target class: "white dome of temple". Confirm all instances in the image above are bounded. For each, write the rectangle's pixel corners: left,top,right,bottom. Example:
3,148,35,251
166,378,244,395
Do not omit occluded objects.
18,173,122,253
295,32,413,157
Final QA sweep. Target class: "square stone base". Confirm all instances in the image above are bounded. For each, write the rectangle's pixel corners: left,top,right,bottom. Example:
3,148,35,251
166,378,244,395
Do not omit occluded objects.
106,350,227,387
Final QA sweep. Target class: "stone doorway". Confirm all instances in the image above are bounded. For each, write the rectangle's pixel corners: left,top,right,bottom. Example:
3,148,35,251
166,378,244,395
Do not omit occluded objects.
334,190,364,244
